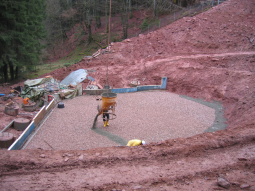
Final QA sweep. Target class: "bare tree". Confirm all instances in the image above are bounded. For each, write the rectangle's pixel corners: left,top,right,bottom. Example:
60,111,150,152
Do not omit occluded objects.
121,0,130,39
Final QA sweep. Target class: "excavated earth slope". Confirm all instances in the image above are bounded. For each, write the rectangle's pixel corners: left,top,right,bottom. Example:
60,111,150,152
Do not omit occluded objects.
1,0,255,190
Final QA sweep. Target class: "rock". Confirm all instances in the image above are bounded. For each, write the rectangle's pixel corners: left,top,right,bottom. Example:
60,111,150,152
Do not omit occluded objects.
240,184,250,189
218,177,230,189
39,154,45,158
79,155,84,160
63,153,74,157
124,39,131,42
231,182,240,186
64,157,69,162
238,158,247,161
133,185,142,190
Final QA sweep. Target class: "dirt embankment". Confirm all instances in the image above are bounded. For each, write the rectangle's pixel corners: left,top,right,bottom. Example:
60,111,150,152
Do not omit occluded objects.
0,0,255,190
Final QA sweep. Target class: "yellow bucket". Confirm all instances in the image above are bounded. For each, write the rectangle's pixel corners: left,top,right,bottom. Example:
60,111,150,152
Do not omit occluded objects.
101,92,117,110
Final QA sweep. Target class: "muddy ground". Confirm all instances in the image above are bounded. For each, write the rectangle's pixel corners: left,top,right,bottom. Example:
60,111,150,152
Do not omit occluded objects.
0,0,255,190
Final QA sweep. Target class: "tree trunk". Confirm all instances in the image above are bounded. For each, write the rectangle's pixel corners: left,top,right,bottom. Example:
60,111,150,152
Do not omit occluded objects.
2,63,8,82
9,63,14,81
121,0,129,39
86,9,93,43
96,16,101,29
87,24,93,43
153,0,158,18
15,66,19,79
105,0,108,33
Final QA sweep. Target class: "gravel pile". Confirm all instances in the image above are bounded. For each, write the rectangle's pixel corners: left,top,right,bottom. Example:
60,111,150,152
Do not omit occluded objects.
24,91,215,150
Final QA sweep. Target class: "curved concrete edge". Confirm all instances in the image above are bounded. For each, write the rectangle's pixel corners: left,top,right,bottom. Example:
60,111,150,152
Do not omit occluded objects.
85,77,167,95
179,95,227,132
8,99,56,150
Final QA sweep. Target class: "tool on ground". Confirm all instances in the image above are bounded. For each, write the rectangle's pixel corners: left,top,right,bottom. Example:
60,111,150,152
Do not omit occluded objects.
92,92,117,129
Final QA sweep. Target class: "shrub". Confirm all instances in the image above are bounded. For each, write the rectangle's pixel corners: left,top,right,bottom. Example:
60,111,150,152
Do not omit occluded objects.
64,63,71,67
129,12,133,19
141,18,149,31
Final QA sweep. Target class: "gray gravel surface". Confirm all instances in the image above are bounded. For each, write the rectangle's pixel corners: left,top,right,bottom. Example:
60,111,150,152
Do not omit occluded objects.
24,91,215,150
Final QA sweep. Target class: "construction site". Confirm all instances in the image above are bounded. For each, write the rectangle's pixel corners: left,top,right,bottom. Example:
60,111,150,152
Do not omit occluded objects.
0,0,255,190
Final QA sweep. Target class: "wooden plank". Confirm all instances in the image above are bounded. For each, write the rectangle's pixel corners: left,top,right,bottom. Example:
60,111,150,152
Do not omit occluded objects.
34,107,46,126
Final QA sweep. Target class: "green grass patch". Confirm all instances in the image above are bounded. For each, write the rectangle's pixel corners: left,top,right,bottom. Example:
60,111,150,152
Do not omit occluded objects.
24,40,102,79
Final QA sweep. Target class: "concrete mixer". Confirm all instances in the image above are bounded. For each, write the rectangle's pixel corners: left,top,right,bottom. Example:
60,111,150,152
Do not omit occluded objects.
92,92,117,128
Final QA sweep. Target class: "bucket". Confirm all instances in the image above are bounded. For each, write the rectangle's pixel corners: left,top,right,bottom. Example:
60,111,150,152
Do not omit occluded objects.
23,98,29,105
101,92,117,110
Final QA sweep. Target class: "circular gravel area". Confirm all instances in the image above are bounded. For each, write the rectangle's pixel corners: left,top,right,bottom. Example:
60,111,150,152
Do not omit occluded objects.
24,91,215,150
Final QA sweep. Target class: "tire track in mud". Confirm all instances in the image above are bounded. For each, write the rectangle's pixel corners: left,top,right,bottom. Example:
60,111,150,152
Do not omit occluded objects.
144,51,255,66
1,141,255,190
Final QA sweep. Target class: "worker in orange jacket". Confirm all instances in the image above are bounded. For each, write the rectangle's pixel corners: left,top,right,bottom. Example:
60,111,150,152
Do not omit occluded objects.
127,139,146,147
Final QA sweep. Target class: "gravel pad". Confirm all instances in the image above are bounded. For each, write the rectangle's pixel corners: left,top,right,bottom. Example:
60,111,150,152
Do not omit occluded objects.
24,91,215,150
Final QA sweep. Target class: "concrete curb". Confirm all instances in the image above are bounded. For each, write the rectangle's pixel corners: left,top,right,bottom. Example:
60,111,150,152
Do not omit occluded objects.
84,77,167,95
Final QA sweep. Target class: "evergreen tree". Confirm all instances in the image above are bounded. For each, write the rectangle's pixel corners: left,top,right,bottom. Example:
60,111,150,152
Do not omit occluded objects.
0,0,46,82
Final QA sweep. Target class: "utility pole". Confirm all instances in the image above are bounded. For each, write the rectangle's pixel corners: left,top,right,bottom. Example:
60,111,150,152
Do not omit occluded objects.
108,0,111,47
105,0,111,89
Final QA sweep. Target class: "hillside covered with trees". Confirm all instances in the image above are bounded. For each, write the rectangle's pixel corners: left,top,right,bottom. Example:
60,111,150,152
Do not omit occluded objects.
0,0,197,83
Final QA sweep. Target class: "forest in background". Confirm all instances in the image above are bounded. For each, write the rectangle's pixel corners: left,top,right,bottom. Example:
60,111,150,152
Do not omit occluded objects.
0,0,199,83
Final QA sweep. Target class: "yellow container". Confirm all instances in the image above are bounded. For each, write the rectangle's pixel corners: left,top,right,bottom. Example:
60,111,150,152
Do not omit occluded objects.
101,92,117,110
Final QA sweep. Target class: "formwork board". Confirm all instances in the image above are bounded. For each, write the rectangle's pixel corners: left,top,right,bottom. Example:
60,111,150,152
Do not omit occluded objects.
34,106,46,127
8,122,35,150
46,99,56,112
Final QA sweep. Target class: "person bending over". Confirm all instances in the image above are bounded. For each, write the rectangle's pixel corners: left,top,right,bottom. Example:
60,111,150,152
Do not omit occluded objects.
127,139,146,147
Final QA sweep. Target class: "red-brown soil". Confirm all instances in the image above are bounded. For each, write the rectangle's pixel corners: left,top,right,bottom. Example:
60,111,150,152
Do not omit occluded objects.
1,0,255,190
